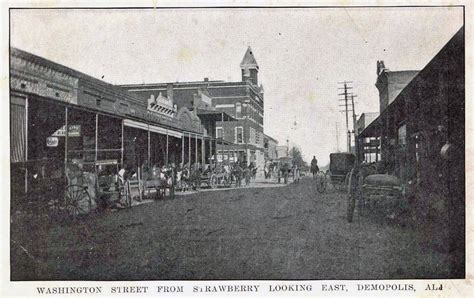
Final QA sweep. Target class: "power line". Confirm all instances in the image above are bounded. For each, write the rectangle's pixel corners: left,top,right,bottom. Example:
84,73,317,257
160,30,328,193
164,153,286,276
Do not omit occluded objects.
338,81,352,152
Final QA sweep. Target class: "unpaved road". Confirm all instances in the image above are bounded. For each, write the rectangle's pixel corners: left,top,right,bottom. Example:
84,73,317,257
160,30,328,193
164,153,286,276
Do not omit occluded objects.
11,178,463,280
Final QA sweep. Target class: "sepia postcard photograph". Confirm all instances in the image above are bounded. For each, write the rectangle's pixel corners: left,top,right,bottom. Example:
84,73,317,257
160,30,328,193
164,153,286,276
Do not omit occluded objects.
1,0,471,296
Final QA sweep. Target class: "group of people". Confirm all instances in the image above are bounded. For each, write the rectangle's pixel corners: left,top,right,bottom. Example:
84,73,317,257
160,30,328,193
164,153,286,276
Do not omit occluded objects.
228,161,257,187
156,160,259,191
263,160,301,184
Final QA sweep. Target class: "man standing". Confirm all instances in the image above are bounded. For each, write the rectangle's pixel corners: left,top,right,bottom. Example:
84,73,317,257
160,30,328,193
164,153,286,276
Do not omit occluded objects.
310,156,319,177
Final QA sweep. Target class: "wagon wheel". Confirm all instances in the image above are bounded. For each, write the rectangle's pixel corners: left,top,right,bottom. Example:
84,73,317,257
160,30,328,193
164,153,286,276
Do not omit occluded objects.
65,185,91,219
120,181,132,208
209,174,218,189
344,172,352,191
316,172,327,193
346,168,357,223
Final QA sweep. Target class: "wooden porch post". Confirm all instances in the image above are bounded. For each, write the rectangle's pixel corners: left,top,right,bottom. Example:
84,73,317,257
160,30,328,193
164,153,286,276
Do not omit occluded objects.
95,113,98,163
181,133,185,166
195,134,198,166
201,136,205,165
147,125,151,164
188,133,191,166
166,130,169,165
64,106,68,175
24,96,29,193
121,119,124,167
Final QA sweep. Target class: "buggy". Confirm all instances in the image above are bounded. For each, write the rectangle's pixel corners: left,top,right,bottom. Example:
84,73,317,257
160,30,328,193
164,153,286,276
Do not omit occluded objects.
346,163,405,223
315,153,355,193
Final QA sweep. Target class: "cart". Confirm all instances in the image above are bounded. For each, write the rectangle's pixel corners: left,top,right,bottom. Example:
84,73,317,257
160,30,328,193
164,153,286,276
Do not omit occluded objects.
63,160,131,219
328,153,355,191
141,165,175,199
199,165,233,189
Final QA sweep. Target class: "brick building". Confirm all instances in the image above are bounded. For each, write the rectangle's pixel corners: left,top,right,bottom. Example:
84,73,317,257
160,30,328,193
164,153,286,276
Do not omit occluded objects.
359,26,464,200
121,47,266,170
10,47,215,198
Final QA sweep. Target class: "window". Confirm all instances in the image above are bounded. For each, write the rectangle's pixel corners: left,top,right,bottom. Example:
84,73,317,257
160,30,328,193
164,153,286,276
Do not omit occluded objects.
249,127,256,145
235,127,243,144
398,124,407,146
235,103,242,118
216,127,223,139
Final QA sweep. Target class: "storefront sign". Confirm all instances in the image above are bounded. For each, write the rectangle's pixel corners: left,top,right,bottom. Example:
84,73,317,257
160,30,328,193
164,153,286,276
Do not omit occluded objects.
46,137,59,147
52,125,81,137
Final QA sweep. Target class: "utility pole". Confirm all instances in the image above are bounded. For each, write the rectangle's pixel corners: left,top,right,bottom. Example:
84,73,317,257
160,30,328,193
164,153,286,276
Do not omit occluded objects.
351,94,358,158
338,81,353,152
335,122,340,152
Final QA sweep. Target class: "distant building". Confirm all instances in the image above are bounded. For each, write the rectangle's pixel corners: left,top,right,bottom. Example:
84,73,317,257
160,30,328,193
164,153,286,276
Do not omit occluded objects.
264,134,278,161
276,146,288,159
356,112,380,162
121,47,266,170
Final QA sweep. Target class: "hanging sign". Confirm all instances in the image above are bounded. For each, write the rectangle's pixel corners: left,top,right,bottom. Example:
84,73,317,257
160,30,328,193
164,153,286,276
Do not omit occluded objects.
52,124,81,137
46,137,59,147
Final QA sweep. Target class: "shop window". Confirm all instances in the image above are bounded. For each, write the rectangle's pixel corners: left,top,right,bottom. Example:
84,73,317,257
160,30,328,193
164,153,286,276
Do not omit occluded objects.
235,127,243,144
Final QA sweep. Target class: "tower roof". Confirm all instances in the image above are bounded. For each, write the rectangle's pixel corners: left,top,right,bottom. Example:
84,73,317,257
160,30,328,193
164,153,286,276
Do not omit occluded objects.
240,46,259,69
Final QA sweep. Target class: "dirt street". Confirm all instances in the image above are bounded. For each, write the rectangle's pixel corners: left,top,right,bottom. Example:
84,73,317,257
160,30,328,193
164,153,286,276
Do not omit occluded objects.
11,178,463,280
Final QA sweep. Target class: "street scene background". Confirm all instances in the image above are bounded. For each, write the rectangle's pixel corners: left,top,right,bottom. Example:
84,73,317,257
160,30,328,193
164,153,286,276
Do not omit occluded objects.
8,6,465,281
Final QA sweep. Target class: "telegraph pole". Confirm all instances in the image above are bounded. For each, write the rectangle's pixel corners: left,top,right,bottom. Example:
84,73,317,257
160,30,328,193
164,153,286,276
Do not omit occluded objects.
351,94,358,158
338,81,353,152
335,122,340,152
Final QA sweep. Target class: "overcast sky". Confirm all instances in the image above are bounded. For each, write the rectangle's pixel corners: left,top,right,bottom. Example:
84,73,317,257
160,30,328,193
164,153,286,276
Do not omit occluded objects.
11,7,463,165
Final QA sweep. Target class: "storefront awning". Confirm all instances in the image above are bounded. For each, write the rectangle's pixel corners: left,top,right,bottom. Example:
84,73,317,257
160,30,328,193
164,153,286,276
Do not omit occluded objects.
124,119,183,138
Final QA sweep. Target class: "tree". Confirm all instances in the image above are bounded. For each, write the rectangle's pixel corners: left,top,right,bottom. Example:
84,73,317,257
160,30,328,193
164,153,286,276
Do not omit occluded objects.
289,146,308,170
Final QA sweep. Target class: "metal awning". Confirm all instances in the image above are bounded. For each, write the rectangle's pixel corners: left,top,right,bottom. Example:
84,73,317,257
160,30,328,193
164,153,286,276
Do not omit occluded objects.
359,92,407,138
359,115,383,138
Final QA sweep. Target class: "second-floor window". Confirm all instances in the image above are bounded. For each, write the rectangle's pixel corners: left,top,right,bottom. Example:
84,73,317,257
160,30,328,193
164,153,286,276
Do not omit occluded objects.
235,103,242,118
216,127,223,139
235,127,243,144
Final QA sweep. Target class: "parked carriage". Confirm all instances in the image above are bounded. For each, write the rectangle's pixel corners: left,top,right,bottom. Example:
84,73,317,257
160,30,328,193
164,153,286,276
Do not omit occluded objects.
346,162,405,223
315,153,355,193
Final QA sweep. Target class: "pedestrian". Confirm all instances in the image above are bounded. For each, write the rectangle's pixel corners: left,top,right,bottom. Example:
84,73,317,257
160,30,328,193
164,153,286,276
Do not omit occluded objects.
310,156,319,178
280,162,289,184
244,165,251,186
234,162,242,188
293,163,300,184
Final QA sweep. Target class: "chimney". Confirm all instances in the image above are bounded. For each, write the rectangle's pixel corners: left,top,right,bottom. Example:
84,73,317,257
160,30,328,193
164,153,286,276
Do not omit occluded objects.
166,83,174,103
204,77,209,82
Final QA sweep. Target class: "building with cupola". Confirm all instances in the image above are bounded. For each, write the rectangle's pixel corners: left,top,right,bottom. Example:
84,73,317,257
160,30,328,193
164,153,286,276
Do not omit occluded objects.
121,47,267,173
